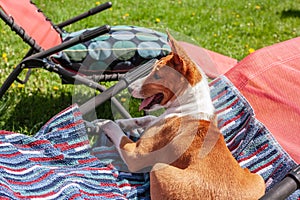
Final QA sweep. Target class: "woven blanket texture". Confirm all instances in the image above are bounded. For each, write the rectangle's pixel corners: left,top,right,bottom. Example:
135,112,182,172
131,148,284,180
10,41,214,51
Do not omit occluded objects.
0,76,298,199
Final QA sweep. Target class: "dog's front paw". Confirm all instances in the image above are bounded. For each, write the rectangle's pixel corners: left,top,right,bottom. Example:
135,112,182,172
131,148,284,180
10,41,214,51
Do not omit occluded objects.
95,120,125,145
116,115,157,131
115,119,137,131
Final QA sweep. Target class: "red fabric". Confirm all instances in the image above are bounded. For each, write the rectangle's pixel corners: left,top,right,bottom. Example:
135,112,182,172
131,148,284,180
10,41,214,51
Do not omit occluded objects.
180,38,299,163
225,37,300,163
179,41,238,78
0,0,62,50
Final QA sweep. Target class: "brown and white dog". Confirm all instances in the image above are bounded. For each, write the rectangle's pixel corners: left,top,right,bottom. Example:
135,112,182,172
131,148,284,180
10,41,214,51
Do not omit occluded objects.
98,32,265,199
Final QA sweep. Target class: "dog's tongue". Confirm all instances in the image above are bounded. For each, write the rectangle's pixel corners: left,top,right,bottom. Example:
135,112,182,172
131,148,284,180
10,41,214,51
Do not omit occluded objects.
139,95,155,111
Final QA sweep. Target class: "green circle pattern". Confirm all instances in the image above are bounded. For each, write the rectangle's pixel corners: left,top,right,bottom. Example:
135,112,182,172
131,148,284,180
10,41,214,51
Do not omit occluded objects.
113,41,136,61
62,26,171,72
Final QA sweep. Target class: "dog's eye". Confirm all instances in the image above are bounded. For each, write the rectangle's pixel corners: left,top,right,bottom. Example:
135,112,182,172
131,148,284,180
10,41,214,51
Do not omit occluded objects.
153,72,161,80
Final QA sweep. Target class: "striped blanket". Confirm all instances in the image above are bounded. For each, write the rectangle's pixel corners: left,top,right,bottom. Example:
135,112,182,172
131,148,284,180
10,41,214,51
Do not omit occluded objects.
0,75,298,199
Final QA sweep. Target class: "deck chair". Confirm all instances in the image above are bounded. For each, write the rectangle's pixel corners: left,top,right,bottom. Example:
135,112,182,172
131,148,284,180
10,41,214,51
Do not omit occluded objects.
0,0,171,119
0,0,112,91
0,0,118,111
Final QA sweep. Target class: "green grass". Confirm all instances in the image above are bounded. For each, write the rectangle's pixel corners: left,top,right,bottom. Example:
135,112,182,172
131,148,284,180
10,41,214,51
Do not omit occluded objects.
1,0,300,134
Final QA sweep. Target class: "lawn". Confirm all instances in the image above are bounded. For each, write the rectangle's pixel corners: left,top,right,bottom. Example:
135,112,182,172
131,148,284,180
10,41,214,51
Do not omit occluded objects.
1,0,300,134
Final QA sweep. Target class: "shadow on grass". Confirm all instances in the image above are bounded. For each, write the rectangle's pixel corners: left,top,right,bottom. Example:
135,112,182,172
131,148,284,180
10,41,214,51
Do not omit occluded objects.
0,91,115,135
281,9,300,18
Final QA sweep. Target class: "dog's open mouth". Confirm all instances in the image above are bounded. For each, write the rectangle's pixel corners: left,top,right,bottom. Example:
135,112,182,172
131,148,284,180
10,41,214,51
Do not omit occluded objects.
139,93,164,111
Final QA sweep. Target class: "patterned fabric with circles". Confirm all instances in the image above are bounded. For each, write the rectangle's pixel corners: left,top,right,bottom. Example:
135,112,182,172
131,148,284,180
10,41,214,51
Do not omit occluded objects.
62,25,171,73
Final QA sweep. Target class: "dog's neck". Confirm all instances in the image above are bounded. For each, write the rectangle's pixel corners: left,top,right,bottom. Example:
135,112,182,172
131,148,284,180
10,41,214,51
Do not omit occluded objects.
161,75,215,121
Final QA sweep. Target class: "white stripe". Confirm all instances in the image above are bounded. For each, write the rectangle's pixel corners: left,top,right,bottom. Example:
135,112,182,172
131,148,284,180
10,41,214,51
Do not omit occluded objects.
4,134,21,139
74,144,90,152
255,164,272,174
0,142,13,147
120,185,132,191
220,120,236,133
265,177,273,188
4,165,58,175
57,169,113,176
238,155,257,166
225,128,245,147
31,183,81,200
217,107,232,117
18,149,43,155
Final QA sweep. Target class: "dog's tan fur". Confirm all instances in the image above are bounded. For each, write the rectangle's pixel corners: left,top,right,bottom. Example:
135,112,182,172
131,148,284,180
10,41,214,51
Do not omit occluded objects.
100,33,265,199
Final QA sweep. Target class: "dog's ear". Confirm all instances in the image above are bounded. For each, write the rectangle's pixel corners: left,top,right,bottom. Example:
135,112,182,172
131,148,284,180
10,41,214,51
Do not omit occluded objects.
167,31,183,65
167,31,202,85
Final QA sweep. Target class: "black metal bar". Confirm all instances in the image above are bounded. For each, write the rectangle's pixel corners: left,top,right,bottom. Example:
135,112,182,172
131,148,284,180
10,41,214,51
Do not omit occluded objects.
69,73,131,119
19,58,131,119
0,4,113,105
112,98,132,119
0,9,43,51
0,64,24,98
85,73,124,82
79,79,127,116
260,164,300,200
1,2,132,120
56,2,112,28
53,64,131,118
23,25,110,61
15,47,37,84
79,59,156,116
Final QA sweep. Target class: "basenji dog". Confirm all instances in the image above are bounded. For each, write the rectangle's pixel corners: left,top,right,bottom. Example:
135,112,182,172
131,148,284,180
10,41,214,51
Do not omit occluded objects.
98,32,265,199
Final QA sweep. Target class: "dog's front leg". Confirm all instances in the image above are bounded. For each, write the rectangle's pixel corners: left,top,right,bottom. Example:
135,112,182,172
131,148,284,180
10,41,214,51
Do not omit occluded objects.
96,120,126,149
115,115,157,132
96,120,144,171
98,119,159,172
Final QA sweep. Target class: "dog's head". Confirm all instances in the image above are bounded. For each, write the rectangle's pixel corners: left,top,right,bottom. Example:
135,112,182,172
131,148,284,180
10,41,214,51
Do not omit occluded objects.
129,32,203,111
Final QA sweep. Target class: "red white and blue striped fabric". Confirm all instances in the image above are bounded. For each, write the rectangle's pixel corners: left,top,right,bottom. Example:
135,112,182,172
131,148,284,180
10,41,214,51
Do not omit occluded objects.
0,75,298,199
210,76,299,200
0,105,143,199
